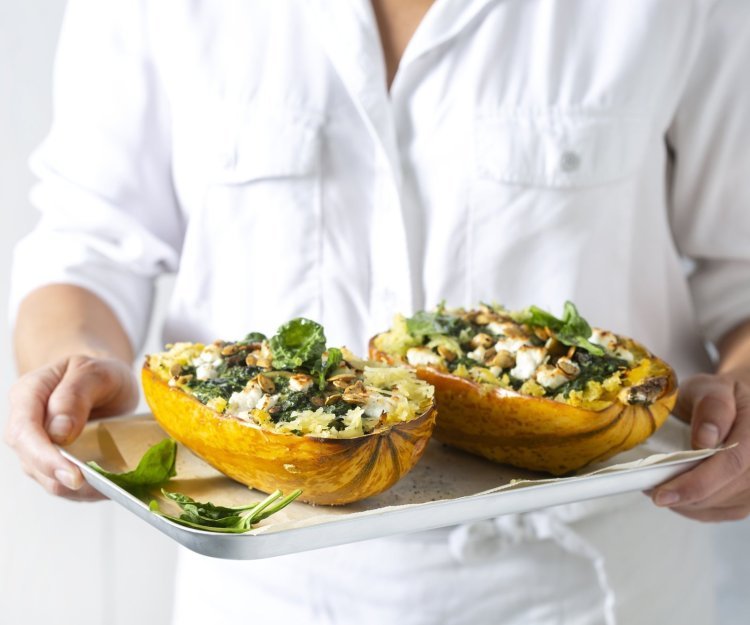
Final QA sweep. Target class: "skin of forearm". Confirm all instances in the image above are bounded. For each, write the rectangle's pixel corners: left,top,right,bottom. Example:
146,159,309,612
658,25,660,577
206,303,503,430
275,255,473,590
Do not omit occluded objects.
13,284,134,374
717,318,750,379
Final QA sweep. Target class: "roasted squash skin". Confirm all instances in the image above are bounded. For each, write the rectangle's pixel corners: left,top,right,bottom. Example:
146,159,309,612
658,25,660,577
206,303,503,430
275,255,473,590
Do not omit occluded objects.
369,338,677,475
142,365,437,505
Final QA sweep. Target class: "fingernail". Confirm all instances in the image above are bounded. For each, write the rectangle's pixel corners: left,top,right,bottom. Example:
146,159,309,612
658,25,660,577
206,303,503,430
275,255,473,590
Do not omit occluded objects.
47,415,73,443
696,423,720,449
655,490,680,507
54,468,81,490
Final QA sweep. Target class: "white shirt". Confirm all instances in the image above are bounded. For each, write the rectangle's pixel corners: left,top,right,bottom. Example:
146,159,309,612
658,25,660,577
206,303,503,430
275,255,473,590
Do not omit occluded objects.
11,0,748,622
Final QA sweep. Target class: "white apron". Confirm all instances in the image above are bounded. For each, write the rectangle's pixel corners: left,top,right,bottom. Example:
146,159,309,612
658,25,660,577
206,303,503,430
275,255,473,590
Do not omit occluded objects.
172,494,715,624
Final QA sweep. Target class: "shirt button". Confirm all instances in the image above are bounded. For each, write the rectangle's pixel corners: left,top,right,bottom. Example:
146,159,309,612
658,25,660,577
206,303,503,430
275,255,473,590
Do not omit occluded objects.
559,150,581,173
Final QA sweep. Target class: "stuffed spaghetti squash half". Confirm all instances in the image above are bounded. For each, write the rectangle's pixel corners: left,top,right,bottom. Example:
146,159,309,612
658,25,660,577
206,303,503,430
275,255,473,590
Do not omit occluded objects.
143,318,436,505
370,302,677,475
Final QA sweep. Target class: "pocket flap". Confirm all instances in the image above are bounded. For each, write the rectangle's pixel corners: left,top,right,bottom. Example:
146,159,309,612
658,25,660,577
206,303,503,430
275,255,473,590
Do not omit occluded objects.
209,108,322,184
475,112,650,188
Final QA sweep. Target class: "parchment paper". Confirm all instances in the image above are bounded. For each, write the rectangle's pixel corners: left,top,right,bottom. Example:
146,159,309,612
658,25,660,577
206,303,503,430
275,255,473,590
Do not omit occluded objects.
65,414,720,536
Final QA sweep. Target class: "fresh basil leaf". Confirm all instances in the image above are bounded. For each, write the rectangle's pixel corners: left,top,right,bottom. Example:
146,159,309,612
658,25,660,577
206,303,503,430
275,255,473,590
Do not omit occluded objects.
270,318,327,370
88,438,177,496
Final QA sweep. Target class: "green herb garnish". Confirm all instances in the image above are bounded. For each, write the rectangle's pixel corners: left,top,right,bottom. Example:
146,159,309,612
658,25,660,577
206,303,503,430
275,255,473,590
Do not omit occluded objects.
513,301,604,356
270,318,327,370
88,438,177,497
149,489,302,533
268,318,345,390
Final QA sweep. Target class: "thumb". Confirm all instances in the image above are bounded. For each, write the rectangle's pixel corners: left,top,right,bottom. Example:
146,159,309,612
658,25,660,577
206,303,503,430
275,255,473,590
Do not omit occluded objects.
674,374,736,450
45,356,138,445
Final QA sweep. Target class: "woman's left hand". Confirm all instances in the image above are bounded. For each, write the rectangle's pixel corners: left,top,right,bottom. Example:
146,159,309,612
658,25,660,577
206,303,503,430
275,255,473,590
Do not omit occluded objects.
651,371,750,521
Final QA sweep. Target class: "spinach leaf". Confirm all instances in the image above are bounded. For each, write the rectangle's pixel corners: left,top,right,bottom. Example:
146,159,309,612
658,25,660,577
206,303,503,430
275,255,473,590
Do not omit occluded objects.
161,490,258,528
88,438,177,496
513,301,604,356
150,489,303,533
270,318,327,370
313,347,343,390
406,310,468,341
241,331,267,344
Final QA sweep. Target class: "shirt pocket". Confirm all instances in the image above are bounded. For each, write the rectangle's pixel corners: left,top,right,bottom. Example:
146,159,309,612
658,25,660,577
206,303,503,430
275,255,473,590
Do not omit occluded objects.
474,111,651,189
467,110,652,308
177,108,324,336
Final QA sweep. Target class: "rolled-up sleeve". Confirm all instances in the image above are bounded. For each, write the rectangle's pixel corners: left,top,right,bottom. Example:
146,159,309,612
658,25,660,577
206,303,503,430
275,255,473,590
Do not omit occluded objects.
9,0,181,352
668,0,750,345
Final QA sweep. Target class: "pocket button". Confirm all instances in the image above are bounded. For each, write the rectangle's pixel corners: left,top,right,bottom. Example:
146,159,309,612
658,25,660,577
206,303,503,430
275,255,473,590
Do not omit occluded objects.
559,150,581,173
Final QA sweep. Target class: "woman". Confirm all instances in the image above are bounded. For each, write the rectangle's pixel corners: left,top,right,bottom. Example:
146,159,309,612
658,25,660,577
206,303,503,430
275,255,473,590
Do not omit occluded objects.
7,1,750,622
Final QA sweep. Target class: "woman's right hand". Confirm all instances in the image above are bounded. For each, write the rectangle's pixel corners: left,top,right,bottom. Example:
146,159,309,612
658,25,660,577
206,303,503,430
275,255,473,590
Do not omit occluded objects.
4,355,139,501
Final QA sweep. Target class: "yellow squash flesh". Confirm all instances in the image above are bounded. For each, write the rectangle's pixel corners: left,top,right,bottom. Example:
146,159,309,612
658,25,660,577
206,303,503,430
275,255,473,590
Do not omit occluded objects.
142,366,437,505
370,339,677,475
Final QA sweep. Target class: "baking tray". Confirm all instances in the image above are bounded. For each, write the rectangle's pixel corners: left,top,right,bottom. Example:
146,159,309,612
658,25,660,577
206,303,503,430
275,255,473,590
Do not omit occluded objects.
61,414,719,560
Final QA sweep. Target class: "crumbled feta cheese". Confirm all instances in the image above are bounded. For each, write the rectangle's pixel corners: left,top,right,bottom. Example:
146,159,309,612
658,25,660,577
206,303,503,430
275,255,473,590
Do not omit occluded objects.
535,364,569,389
511,346,546,381
363,394,394,419
406,347,442,367
590,328,618,353
227,385,263,414
289,374,314,392
467,346,486,362
256,394,279,412
195,363,218,380
614,347,634,364
494,337,529,355
486,321,506,336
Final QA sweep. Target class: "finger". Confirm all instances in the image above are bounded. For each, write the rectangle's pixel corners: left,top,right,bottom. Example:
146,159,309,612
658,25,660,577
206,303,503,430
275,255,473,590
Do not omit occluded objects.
667,502,750,523
666,467,750,512
7,373,87,492
675,375,736,448
653,422,750,509
45,356,137,445
31,469,106,502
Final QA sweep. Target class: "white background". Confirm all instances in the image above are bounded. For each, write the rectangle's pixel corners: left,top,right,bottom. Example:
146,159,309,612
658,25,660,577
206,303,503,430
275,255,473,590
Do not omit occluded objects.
0,2,748,623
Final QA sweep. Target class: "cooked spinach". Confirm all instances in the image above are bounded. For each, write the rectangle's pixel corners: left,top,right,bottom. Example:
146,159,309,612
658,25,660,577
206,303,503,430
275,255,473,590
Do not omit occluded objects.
187,363,262,404
447,355,481,372
88,438,177,497
271,390,316,422
327,417,347,431
326,399,356,417
556,351,628,397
